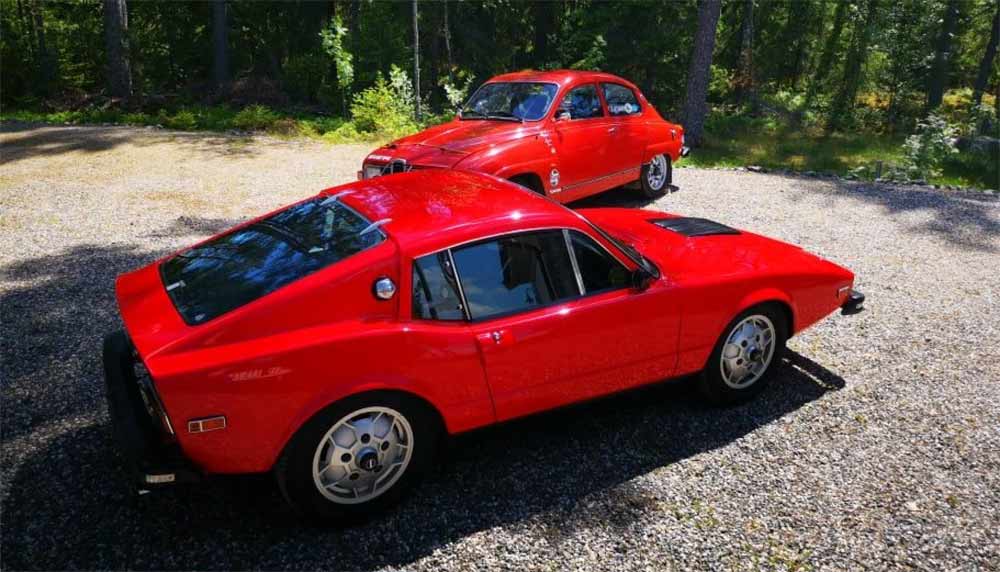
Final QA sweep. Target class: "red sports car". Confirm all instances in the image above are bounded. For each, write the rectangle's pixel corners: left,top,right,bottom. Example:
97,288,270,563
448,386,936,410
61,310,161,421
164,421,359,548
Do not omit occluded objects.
359,70,689,202
104,170,863,520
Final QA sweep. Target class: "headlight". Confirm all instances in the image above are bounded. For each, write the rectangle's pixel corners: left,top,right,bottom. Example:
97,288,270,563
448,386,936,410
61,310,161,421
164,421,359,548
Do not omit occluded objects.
363,164,384,180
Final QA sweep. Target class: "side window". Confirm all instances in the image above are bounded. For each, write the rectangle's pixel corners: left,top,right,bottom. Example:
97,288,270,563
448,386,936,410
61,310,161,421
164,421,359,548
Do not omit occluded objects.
602,83,641,116
412,252,465,320
558,84,604,120
452,231,579,320
569,231,630,293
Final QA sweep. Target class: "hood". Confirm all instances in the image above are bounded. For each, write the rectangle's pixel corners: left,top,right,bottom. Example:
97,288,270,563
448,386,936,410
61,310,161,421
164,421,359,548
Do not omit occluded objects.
579,208,851,283
373,119,544,165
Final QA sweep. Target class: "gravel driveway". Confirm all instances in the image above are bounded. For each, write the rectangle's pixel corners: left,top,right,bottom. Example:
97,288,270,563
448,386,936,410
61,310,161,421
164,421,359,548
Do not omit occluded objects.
2,122,999,571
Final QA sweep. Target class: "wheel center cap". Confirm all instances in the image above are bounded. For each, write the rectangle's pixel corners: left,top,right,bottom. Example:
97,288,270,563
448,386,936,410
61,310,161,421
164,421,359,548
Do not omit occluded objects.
357,448,379,472
747,347,763,362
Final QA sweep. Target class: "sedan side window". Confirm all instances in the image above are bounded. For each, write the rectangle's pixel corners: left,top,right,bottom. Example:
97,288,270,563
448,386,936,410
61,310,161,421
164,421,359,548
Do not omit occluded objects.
412,252,465,320
558,85,604,120
452,231,579,320
569,231,630,293
602,83,641,116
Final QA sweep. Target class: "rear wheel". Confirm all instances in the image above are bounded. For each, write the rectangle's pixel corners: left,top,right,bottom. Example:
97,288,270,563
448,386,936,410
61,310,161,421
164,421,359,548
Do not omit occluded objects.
276,392,440,523
640,154,671,198
698,304,787,404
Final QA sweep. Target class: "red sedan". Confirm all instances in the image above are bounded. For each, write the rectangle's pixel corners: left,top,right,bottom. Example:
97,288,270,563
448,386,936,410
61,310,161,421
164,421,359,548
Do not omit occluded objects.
104,170,863,520
359,70,689,202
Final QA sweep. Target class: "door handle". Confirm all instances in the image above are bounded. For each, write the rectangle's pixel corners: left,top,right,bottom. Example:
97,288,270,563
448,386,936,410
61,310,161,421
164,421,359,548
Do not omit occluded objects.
475,329,513,349
608,126,618,134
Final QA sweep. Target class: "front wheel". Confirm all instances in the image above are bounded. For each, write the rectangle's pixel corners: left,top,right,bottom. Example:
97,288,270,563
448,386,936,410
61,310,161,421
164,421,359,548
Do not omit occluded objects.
639,154,672,198
698,304,788,405
276,392,440,523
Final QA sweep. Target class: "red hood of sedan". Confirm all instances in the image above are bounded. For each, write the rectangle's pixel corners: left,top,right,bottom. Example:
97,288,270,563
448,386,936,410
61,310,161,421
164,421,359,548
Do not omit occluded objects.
370,119,544,166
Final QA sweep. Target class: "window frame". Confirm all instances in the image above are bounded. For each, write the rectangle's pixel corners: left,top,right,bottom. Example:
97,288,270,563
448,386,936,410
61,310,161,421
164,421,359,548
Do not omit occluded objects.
463,81,561,123
407,226,636,324
600,82,643,117
557,82,607,121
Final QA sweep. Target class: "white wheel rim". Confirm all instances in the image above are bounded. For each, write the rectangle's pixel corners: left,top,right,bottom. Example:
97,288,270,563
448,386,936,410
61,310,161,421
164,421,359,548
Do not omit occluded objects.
647,154,668,190
719,315,776,389
311,406,414,505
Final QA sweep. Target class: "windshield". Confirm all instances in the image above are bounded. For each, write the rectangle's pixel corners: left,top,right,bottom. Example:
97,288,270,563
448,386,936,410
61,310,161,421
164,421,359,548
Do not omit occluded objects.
462,82,558,121
161,197,385,325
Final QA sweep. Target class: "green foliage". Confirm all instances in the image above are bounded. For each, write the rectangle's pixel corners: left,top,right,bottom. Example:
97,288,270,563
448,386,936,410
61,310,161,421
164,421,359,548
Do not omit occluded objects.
440,70,475,110
232,105,281,131
902,114,959,177
283,52,328,103
349,68,418,137
320,16,354,92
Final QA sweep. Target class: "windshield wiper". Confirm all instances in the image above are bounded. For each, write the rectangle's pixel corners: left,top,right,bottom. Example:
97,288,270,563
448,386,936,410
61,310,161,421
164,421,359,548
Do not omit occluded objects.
460,111,523,123
485,113,523,123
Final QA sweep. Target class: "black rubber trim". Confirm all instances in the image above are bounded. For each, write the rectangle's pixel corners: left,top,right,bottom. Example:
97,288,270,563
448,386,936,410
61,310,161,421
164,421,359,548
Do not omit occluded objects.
103,331,200,489
650,217,741,237
841,289,866,315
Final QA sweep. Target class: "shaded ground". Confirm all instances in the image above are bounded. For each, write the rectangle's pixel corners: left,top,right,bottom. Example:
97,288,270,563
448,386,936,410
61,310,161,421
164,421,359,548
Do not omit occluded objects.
2,123,999,571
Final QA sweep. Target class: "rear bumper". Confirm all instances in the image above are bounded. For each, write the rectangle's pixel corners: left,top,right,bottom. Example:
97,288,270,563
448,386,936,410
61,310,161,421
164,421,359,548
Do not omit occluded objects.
680,146,690,158
841,289,866,315
102,331,200,491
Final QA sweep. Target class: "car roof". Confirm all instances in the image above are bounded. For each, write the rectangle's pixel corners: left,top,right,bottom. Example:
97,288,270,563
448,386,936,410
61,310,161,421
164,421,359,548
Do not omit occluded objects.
329,170,579,256
486,69,638,90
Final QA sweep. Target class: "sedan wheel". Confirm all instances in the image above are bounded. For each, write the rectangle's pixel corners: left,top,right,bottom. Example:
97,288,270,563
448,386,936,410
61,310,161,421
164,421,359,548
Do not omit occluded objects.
640,154,672,198
699,304,787,404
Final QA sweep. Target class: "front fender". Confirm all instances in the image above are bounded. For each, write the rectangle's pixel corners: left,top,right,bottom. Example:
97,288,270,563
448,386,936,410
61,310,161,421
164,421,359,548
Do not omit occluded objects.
454,136,556,189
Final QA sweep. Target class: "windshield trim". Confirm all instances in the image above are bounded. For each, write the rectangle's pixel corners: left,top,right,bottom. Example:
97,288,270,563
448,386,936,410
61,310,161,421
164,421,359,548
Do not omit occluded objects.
462,81,561,123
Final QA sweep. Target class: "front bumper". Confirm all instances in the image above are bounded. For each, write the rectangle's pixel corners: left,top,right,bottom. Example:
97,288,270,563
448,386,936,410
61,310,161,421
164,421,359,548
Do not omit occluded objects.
102,330,200,491
841,289,866,315
680,146,690,157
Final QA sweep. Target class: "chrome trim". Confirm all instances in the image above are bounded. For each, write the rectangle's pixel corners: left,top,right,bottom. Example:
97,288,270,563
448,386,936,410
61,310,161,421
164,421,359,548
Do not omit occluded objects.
134,361,175,436
446,249,472,321
560,166,641,192
563,229,586,295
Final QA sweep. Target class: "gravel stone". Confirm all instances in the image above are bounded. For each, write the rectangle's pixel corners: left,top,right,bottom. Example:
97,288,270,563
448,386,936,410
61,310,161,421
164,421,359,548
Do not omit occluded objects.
2,123,999,571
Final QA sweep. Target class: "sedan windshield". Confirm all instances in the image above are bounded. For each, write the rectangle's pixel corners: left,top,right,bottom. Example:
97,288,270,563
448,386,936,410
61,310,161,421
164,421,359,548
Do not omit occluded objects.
161,197,385,325
462,82,558,121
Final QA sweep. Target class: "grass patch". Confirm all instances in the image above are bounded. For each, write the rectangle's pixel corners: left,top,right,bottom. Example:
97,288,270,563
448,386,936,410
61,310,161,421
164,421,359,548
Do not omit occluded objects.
685,113,997,190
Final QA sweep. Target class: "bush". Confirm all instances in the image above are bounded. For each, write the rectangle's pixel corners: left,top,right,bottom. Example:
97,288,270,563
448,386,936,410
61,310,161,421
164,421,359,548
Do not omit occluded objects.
164,109,197,131
349,67,418,137
232,104,280,131
902,114,958,178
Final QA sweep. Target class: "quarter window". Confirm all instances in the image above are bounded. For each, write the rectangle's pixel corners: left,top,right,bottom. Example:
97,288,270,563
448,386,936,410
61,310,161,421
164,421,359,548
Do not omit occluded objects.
558,84,604,120
569,231,630,293
602,83,641,116
452,231,578,320
412,252,465,320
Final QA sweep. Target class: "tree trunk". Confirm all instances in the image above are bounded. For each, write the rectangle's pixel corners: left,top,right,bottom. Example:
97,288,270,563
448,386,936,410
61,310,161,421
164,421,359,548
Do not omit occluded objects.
29,0,56,94
827,0,880,131
413,0,421,121
814,0,848,87
926,0,961,110
735,0,756,110
443,0,453,73
533,0,556,68
211,0,229,90
682,0,723,147
103,0,132,99
972,3,1000,107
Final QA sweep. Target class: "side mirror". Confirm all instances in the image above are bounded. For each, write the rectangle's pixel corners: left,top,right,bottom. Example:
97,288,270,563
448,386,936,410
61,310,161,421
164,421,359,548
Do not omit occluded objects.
554,109,571,122
630,268,654,291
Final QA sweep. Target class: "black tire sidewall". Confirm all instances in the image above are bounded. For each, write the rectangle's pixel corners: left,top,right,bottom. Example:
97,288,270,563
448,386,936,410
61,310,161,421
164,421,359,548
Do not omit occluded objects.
640,154,671,198
276,392,440,523
699,304,788,405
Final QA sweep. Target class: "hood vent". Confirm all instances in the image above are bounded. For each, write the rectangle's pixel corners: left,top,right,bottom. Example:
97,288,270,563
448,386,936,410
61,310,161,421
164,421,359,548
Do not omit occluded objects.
650,217,740,237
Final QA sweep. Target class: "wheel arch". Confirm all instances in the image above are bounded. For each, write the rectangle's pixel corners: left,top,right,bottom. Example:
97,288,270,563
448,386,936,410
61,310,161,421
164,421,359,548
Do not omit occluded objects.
271,384,448,472
734,289,796,338
507,172,546,195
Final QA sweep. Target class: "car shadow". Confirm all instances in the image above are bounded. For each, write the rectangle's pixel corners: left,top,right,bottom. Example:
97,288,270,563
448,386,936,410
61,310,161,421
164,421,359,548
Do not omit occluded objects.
2,212,844,570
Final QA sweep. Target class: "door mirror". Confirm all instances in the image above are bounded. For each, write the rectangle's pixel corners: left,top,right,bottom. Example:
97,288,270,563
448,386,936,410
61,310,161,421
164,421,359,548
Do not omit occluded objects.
630,268,654,291
554,108,571,122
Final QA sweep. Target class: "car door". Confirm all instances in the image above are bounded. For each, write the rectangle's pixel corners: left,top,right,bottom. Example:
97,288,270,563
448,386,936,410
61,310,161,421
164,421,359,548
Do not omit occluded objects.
600,82,647,178
549,84,613,201
447,228,679,421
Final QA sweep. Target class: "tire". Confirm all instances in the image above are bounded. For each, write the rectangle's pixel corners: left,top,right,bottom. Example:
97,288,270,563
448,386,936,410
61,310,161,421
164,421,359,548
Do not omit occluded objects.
275,391,441,523
698,303,788,405
639,154,672,198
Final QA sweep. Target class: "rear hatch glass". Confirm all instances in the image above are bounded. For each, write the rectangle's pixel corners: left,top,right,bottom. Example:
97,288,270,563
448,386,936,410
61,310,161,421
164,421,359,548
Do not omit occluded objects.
160,197,385,325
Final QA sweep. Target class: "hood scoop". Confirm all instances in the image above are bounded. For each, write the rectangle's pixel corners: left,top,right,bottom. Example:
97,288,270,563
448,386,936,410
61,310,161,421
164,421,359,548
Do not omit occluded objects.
650,217,740,237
